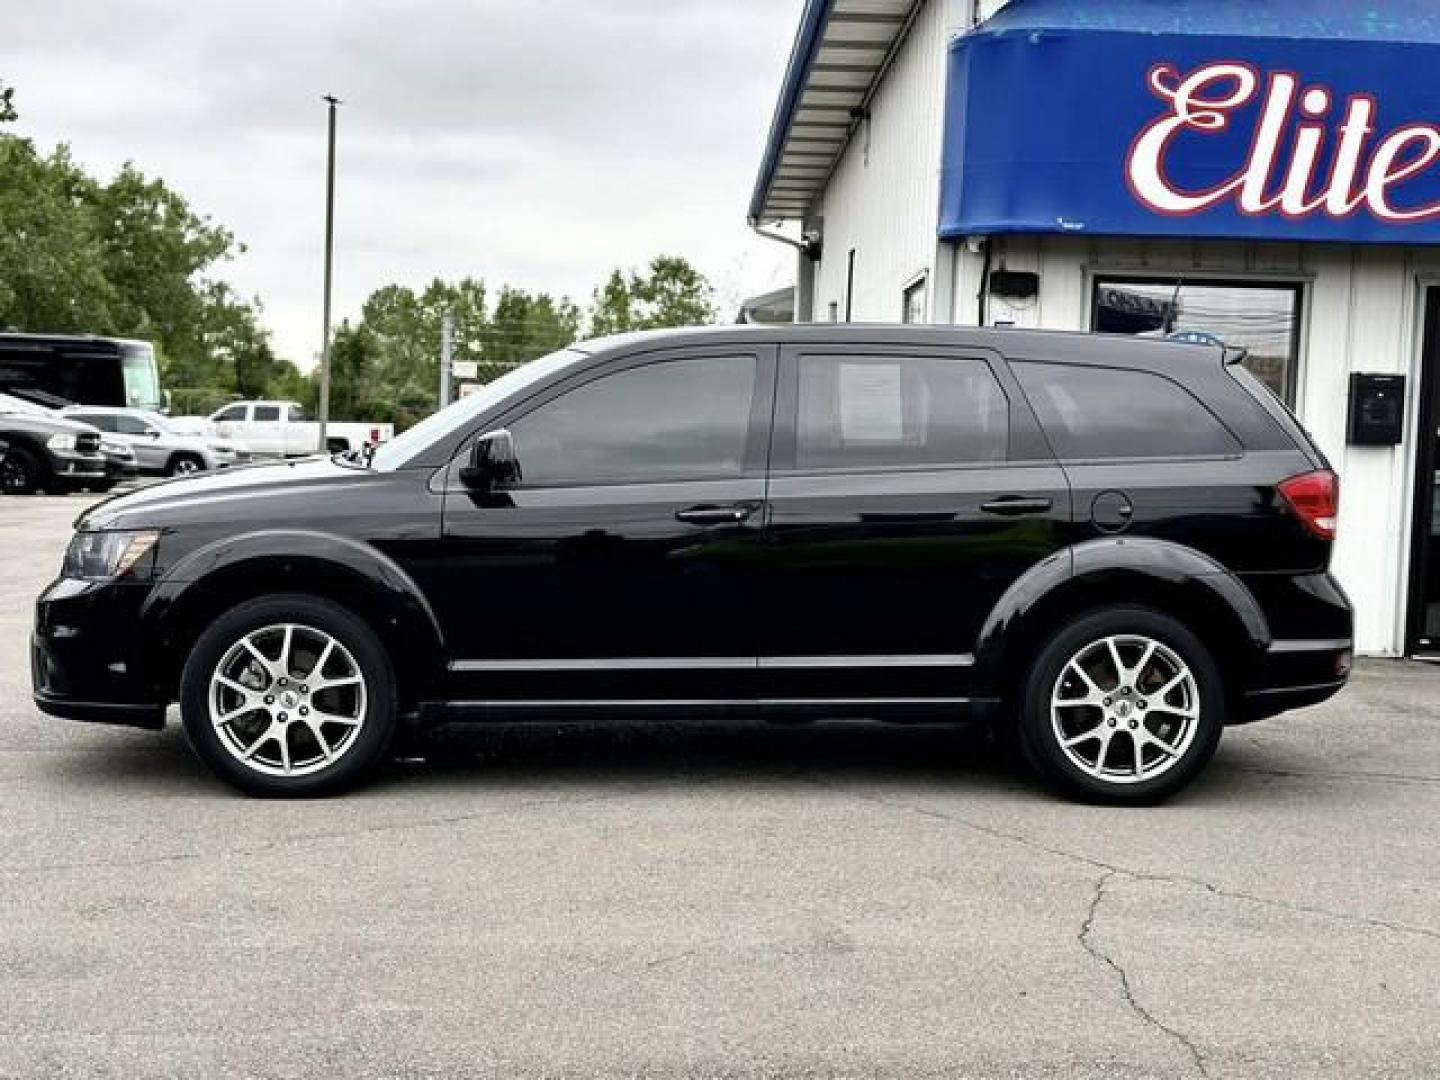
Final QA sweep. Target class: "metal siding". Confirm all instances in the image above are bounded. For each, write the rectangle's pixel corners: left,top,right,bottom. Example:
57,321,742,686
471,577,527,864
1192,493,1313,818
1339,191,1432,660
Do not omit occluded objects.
812,0,951,323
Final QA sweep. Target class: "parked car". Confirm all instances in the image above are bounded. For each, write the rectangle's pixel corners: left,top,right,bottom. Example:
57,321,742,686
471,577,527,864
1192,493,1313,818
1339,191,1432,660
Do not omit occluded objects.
0,394,139,492
61,407,238,476
206,400,393,458
33,326,1351,801
0,400,107,495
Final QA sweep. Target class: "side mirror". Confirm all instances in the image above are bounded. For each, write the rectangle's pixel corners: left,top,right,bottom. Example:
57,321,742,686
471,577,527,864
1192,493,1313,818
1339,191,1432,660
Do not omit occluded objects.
460,429,521,489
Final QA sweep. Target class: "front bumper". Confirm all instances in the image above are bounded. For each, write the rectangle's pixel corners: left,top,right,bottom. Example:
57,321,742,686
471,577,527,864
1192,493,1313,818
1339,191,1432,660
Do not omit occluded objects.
31,577,167,730
48,450,108,483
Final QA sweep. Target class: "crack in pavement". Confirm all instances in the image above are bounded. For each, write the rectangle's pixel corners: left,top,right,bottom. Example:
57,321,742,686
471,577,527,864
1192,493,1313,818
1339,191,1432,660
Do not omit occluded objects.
1079,869,1211,1079
804,779,1440,946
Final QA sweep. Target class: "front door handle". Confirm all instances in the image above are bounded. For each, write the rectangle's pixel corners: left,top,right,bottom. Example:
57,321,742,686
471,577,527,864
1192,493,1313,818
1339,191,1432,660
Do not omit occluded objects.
981,496,1053,517
676,503,757,526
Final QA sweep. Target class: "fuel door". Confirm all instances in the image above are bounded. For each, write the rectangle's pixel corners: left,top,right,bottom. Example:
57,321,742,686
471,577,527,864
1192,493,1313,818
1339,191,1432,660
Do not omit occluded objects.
1090,489,1134,534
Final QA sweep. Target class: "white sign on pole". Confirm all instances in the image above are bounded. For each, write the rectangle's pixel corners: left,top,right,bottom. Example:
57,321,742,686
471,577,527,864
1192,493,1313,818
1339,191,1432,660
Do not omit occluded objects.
452,360,479,379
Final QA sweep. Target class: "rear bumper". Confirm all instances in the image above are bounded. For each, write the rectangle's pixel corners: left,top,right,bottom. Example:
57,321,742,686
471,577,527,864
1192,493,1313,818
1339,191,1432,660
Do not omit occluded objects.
1234,571,1353,723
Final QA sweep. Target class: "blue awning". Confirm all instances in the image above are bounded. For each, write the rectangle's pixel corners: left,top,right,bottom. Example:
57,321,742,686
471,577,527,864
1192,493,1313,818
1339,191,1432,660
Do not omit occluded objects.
940,0,1440,244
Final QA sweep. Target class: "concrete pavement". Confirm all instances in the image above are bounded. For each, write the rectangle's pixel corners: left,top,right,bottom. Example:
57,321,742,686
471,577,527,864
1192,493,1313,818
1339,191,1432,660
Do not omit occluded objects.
2,491,1438,1078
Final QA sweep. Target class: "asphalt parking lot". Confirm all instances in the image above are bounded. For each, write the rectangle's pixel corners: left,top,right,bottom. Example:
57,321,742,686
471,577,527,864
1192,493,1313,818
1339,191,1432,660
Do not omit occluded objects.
2,491,1439,1079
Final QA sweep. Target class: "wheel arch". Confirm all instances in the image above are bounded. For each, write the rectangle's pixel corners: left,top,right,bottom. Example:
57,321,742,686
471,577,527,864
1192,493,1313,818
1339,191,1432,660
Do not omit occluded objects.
973,538,1271,714
141,530,446,710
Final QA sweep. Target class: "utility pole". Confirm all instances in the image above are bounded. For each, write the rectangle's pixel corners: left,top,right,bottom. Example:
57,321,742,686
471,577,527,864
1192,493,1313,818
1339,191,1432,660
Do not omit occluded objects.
317,94,340,450
439,310,455,409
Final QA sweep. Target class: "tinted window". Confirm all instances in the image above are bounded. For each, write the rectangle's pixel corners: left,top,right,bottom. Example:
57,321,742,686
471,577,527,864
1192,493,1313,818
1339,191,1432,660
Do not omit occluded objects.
70,413,115,432
797,355,1008,470
287,406,307,422
1014,362,1239,460
253,405,280,421
215,405,247,422
114,414,150,436
510,355,757,486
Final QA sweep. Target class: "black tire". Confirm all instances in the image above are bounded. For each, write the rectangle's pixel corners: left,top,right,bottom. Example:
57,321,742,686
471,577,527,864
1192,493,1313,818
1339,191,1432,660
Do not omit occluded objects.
1017,607,1225,805
179,594,397,797
167,453,205,477
0,445,44,495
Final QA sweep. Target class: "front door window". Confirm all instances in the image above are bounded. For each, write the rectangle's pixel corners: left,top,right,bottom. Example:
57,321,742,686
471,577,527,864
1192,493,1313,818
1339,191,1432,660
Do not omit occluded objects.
509,355,759,487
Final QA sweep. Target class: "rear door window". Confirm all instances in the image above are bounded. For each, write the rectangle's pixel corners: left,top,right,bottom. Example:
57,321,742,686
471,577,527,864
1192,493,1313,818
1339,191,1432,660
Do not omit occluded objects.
1013,361,1240,461
253,405,280,422
796,354,1008,470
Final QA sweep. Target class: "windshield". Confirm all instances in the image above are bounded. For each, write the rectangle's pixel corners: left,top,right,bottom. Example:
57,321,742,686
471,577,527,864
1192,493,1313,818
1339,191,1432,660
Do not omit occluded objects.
121,343,162,411
371,348,585,470
137,409,178,434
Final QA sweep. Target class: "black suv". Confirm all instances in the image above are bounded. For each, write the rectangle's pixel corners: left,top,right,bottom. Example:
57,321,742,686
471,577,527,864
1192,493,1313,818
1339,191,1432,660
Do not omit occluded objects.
32,327,1351,802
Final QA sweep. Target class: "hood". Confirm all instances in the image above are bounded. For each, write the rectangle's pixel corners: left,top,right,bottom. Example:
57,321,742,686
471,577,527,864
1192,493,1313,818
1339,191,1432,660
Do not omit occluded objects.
0,410,100,437
80,455,372,530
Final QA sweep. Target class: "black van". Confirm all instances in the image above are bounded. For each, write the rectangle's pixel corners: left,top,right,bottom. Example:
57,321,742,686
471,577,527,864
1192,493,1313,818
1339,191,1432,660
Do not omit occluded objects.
33,326,1351,802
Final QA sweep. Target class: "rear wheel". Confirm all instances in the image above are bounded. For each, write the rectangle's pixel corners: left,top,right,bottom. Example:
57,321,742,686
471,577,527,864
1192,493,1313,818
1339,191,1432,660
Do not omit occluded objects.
1018,607,1224,804
179,594,397,796
0,446,44,495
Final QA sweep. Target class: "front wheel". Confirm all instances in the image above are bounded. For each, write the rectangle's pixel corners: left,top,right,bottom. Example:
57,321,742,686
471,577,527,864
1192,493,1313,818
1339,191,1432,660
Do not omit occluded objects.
1018,607,1225,805
179,594,397,796
0,446,44,495
167,453,205,477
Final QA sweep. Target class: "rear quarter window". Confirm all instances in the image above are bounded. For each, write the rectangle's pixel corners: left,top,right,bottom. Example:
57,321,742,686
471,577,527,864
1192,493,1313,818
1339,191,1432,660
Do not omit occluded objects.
1013,361,1240,461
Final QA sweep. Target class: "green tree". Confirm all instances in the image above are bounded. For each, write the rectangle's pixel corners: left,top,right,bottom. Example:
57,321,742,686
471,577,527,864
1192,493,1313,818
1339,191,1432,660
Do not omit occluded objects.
484,285,580,369
587,255,716,336
92,163,237,365
0,139,117,332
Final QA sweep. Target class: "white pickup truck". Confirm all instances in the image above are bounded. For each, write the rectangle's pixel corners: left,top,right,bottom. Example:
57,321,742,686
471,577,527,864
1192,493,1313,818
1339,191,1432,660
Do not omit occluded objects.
206,401,394,458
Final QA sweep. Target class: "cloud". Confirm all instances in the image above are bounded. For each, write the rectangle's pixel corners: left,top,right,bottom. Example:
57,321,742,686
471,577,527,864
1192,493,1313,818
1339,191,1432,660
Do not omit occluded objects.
4,0,802,363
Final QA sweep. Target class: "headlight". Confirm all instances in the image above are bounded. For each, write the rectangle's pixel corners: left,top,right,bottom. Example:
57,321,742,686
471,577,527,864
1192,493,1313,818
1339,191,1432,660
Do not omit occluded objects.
62,530,160,581
47,433,77,452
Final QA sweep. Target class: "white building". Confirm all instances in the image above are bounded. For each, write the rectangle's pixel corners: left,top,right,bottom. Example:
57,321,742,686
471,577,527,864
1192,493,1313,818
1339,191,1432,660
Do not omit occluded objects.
749,0,1440,657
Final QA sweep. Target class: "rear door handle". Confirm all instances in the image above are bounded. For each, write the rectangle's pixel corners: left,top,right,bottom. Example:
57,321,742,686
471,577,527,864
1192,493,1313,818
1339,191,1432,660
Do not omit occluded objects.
676,503,757,526
981,496,1053,517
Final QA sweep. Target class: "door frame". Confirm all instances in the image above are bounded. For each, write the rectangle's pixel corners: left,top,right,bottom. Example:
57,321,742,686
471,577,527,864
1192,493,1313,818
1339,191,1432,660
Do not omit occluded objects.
1404,285,1440,656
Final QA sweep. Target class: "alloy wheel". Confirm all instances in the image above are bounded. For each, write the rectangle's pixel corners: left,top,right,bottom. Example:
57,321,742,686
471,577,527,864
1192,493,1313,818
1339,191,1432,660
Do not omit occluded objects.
1049,634,1200,785
208,623,367,777
172,457,202,475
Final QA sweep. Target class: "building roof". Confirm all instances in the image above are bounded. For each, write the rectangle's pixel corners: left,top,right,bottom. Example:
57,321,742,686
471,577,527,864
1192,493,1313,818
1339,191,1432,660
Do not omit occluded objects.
748,0,923,224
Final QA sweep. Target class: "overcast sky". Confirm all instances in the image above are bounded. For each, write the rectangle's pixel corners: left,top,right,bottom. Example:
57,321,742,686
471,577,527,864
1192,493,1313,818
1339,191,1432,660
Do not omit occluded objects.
4,0,803,365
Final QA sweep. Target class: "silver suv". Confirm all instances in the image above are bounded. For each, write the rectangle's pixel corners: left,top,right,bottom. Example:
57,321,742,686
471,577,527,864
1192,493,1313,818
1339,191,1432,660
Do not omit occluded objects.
62,407,237,476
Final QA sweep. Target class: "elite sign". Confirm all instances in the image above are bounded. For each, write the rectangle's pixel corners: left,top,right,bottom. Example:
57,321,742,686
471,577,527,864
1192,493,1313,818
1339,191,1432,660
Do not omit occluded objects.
939,10,1440,244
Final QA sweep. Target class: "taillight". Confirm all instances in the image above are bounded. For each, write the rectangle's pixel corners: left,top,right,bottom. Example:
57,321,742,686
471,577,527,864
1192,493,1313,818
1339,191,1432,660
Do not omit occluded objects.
1278,470,1339,540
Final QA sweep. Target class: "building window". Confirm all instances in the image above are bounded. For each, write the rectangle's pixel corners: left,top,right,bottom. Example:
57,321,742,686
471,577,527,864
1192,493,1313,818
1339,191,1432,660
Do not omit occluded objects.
902,273,928,324
1091,277,1304,406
